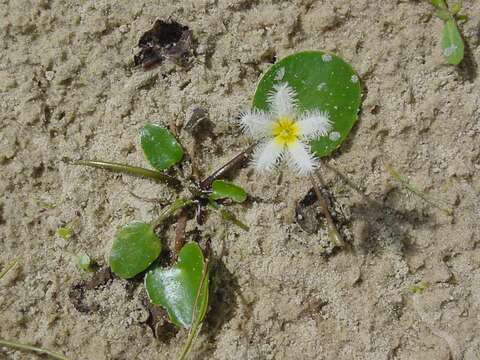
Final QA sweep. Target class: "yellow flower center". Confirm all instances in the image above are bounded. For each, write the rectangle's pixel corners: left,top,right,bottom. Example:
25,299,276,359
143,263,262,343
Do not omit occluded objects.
272,117,299,146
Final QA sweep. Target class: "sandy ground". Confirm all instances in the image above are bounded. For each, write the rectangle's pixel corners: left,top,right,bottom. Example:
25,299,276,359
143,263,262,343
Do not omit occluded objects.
1,0,480,359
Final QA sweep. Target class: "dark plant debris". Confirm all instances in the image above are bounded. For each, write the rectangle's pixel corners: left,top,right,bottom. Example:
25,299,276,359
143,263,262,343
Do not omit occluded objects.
295,187,349,237
134,20,195,70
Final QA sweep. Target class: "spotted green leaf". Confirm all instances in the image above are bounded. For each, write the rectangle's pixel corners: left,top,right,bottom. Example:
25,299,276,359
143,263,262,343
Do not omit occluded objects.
109,221,162,279
441,19,464,65
253,51,362,158
210,180,247,203
145,242,209,328
140,124,183,171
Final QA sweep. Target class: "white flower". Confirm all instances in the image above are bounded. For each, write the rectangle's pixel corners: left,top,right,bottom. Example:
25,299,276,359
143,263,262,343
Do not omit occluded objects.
239,82,332,175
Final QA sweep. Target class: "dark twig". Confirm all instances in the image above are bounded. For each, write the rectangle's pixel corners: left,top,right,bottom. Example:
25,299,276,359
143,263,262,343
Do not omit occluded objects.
199,144,256,190
174,209,188,258
310,170,344,247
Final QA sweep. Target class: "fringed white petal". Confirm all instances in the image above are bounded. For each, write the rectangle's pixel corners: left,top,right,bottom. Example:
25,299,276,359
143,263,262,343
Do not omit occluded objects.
297,110,332,140
267,82,298,118
251,139,284,172
238,108,273,139
286,141,317,175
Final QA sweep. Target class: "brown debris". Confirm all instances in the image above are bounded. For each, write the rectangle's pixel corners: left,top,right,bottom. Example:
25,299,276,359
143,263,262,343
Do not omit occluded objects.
134,20,195,70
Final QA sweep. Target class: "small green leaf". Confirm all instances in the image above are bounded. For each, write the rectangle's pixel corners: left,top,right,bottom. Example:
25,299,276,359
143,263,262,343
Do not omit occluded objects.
430,0,446,9
56,227,73,240
109,221,162,279
434,9,450,21
456,14,468,23
140,124,184,171
145,242,209,328
253,51,362,158
441,19,464,65
74,253,95,273
210,180,247,203
450,2,462,15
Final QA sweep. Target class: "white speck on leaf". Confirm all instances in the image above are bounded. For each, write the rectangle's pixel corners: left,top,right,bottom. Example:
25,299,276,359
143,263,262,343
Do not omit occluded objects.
274,67,285,81
322,54,332,62
329,131,341,141
443,44,458,57
317,83,327,91
351,75,359,83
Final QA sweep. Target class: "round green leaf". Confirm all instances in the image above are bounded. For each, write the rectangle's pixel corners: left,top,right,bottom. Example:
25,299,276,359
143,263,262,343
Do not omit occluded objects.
140,124,184,171
109,221,162,279
441,20,464,65
210,180,247,203
145,242,209,328
253,51,362,157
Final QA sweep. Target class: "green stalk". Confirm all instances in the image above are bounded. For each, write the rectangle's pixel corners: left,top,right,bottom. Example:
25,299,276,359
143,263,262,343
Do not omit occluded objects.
0,339,70,360
384,162,453,216
208,201,249,231
178,257,210,360
151,199,194,228
0,257,19,281
74,160,181,187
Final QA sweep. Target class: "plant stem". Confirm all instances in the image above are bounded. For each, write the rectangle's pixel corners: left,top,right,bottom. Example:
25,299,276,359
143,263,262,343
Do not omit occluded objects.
208,201,249,231
75,160,181,188
151,199,194,228
199,144,256,190
0,257,19,281
0,339,70,360
178,256,210,360
384,162,454,216
310,172,344,248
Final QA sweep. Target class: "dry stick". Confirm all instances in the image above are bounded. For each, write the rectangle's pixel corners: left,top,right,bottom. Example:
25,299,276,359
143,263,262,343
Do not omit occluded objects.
0,257,19,281
174,209,189,258
199,144,256,190
0,339,71,360
310,170,345,247
74,160,181,188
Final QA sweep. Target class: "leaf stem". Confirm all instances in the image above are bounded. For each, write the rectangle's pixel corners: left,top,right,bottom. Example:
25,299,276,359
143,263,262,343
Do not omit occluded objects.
178,256,210,360
0,257,19,281
0,339,70,360
310,171,344,248
384,162,454,216
208,201,249,231
151,199,194,228
74,160,181,188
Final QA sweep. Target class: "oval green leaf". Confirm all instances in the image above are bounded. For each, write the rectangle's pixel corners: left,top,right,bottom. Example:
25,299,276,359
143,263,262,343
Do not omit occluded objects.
253,51,362,158
109,221,162,279
441,20,464,65
145,242,209,328
140,124,184,171
210,180,247,203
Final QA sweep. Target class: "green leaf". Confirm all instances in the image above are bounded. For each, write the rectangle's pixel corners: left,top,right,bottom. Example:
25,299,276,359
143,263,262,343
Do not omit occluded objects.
145,242,209,328
434,9,450,21
253,51,362,158
140,124,184,171
456,14,468,23
56,227,73,240
109,221,162,279
441,19,464,65
209,180,247,203
450,2,462,15
74,253,95,273
430,0,446,9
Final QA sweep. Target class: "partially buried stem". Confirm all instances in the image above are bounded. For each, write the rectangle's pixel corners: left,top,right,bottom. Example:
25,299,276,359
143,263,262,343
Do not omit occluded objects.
310,170,344,248
0,339,70,360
